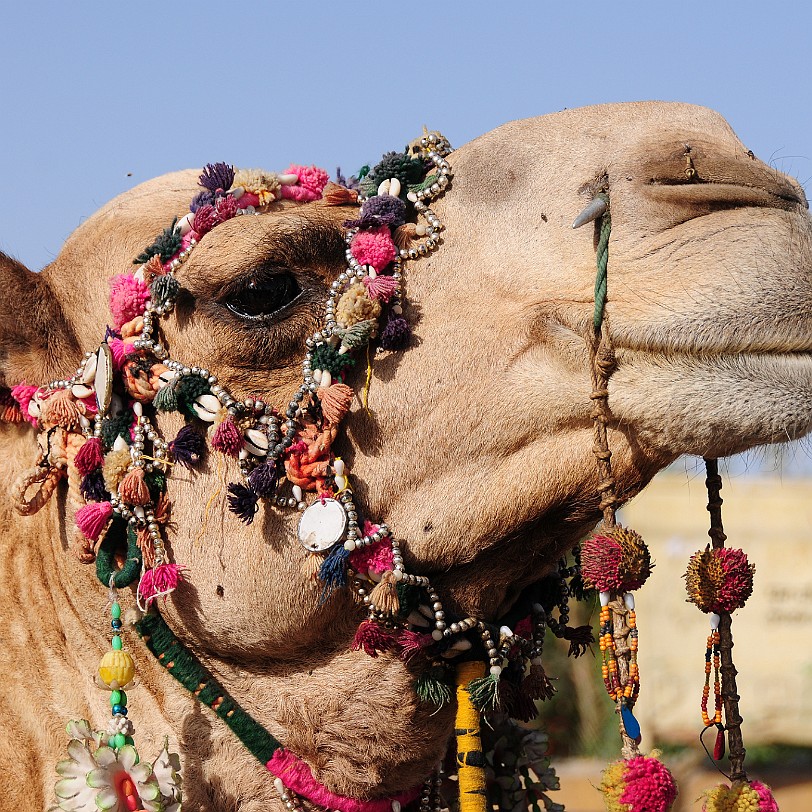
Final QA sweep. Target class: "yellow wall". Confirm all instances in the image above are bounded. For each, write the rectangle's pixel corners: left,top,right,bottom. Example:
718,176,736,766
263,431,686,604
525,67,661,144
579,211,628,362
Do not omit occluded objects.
621,473,812,745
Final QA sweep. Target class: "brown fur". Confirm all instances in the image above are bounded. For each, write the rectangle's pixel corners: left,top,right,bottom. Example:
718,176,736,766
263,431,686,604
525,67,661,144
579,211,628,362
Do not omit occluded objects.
1,102,810,810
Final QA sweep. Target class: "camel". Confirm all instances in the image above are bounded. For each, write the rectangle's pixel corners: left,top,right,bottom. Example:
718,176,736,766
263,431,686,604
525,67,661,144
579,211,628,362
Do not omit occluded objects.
0,101,809,811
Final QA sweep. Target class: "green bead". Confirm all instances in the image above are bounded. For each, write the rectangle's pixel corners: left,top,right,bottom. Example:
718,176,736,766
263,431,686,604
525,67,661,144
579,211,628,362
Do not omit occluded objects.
111,602,121,619
113,732,127,749
119,690,127,705
110,690,122,706
111,635,123,650
124,735,135,747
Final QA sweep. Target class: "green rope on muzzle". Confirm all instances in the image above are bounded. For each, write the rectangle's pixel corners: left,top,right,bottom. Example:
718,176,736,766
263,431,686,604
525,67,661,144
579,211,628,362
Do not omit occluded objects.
593,193,611,330
135,611,281,765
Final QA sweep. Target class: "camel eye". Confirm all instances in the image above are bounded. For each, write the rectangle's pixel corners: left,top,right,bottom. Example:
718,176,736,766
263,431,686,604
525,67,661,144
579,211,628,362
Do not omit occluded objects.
224,273,302,321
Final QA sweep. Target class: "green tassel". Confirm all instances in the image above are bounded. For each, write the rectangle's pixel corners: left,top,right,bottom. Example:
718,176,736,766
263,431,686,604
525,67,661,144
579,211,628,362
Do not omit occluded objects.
153,384,178,413
468,672,501,712
395,582,421,619
416,665,451,706
175,375,211,418
145,471,166,501
310,344,354,377
150,274,180,308
339,320,375,352
133,218,181,265
100,414,132,451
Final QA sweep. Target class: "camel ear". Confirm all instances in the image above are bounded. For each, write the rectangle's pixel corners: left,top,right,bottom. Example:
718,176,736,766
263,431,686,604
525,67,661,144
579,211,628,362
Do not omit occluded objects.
0,253,80,389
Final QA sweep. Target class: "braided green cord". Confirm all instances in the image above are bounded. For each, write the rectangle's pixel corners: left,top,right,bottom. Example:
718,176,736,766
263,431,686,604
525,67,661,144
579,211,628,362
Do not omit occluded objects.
593,194,611,330
96,518,142,588
135,611,281,765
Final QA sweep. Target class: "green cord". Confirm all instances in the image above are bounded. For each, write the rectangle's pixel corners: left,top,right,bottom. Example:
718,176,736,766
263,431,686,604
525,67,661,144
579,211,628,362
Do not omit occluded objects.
593,193,611,330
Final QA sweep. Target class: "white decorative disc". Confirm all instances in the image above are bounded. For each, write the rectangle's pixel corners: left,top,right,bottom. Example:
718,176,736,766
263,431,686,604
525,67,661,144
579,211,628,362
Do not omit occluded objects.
94,343,114,414
297,498,347,552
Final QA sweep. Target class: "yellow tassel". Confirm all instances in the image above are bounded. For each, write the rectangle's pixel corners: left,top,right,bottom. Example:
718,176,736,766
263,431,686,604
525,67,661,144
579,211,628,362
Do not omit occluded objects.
362,344,373,411
455,661,488,812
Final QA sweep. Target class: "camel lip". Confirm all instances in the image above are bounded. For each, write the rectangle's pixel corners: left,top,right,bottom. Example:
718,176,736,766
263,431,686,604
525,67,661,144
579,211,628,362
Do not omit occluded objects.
643,179,806,210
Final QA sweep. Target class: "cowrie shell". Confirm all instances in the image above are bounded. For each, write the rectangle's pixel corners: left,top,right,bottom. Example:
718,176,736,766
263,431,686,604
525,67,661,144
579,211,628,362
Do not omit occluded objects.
243,428,269,457
278,173,299,185
81,353,97,384
71,383,94,399
176,212,195,236
192,394,221,422
94,344,114,414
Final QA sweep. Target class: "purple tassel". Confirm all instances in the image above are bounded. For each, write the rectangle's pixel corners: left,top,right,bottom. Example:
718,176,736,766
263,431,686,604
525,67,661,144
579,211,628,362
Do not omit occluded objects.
335,167,361,191
80,470,109,502
380,315,411,351
104,325,121,341
319,545,350,602
247,461,278,498
344,196,407,229
199,162,234,193
168,426,207,469
190,190,215,212
227,482,259,524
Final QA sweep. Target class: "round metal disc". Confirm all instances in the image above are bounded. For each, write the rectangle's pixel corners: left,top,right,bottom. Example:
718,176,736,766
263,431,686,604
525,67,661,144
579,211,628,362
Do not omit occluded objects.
297,498,347,552
94,343,114,414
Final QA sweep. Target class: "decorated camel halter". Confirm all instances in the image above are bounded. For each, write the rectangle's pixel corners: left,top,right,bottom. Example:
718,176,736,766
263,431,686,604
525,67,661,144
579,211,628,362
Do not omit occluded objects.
572,193,778,812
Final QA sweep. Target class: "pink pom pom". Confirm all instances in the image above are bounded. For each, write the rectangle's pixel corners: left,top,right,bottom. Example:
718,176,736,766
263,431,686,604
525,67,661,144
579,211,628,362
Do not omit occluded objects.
10,383,40,425
192,204,217,236
75,501,113,541
137,563,185,606
215,195,239,223
109,274,150,329
211,418,243,458
280,165,330,202
349,540,394,575
362,273,399,302
75,437,105,476
350,227,397,272
237,192,261,209
750,781,779,812
618,755,678,812
107,338,128,371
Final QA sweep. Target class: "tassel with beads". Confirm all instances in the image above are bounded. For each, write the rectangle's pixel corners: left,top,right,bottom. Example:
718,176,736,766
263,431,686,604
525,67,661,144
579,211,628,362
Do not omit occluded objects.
369,570,400,614
467,671,501,712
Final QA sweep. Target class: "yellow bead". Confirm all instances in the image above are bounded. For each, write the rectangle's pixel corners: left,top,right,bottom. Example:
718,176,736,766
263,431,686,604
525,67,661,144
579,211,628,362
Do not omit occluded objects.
98,650,135,688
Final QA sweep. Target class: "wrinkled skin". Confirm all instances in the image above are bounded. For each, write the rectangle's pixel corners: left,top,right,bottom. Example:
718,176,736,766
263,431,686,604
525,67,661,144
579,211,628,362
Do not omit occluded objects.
0,102,810,811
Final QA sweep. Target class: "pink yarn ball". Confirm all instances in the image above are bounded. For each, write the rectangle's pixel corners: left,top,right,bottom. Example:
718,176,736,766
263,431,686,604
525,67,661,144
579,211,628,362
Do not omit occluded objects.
109,274,149,329
351,227,397,272
280,164,329,202
619,755,678,812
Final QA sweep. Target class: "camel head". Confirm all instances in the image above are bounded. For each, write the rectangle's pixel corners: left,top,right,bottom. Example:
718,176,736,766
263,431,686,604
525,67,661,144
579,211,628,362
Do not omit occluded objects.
1,101,810,808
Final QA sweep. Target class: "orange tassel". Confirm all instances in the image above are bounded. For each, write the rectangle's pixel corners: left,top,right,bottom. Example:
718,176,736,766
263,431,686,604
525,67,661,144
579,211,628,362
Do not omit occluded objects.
322,182,359,206
44,390,83,429
118,468,151,505
137,526,156,568
319,383,354,425
393,223,418,249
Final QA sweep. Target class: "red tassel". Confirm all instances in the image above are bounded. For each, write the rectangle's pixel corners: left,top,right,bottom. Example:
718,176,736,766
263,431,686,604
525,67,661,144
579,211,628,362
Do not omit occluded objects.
713,725,726,761
75,437,105,476
211,417,243,457
351,619,396,658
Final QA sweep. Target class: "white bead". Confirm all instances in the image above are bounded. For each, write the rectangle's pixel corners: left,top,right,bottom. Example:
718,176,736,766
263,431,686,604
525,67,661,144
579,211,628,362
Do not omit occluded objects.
113,436,129,452
132,402,143,417
333,459,345,476
274,778,285,795
489,665,503,676
292,485,303,502
392,801,402,812
600,591,611,607
499,625,513,639
623,593,635,610
134,506,146,521
344,540,356,551
320,370,332,388
431,630,444,641
709,612,721,630
407,191,418,203
335,475,347,490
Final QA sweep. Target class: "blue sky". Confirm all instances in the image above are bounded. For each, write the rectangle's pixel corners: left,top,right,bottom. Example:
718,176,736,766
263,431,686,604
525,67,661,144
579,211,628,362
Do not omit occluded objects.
2,0,811,474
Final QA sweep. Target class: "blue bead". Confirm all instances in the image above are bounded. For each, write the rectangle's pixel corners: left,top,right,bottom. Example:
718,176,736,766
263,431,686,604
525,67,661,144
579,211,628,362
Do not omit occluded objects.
112,704,127,716
111,619,122,629
621,704,641,743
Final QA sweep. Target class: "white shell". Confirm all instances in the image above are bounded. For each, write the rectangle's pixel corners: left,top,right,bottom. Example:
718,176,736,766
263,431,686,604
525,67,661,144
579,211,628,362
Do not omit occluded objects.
407,191,418,203
243,428,269,457
320,370,332,388
230,186,245,200
113,436,129,452
94,344,114,414
388,178,401,197
81,353,98,384
71,383,94,399
297,498,347,552
407,611,430,628
158,369,178,385
377,179,391,196
192,394,221,422
27,397,41,418
278,173,299,185
176,212,194,236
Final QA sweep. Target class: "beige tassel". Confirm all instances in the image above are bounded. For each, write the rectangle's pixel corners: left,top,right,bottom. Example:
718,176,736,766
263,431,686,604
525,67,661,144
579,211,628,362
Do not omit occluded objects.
103,449,132,493
393,223,418,249
319,383,354,425
301,552,324,586
322,182,359,206
43,390,83,429
369,570,400,615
